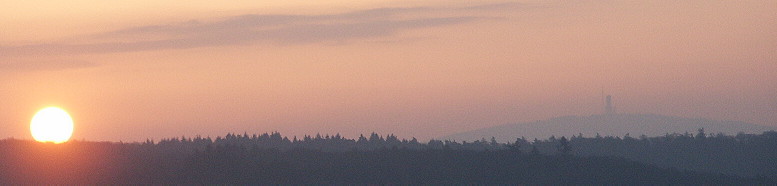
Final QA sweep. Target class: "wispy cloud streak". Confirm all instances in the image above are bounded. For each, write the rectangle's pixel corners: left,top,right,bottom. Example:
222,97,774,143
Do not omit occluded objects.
0,4,517,56
0,58,96,71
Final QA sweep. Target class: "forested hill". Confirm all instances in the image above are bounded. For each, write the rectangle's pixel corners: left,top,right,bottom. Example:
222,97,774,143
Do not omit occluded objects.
523,130,777,177
1,131,776,184
442,114,775,142
0,139,769,184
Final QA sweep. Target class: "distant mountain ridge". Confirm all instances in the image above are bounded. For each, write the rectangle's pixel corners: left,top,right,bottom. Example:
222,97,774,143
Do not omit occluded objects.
442,114,776,142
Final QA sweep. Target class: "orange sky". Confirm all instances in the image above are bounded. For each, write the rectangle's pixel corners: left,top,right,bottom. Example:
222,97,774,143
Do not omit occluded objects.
1,0,776,142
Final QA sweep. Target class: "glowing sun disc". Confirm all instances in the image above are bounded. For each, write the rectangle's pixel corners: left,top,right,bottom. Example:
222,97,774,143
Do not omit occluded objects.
30,107,74,143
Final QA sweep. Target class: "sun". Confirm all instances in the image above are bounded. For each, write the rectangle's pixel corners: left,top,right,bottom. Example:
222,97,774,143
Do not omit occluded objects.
30,107,74,143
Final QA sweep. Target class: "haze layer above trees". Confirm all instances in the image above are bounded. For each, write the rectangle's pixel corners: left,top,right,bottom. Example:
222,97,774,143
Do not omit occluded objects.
443,114,776,142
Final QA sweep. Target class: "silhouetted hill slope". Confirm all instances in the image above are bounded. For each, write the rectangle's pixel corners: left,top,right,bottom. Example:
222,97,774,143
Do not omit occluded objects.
524,131,777,177
0,139,769,184
442,114,775,142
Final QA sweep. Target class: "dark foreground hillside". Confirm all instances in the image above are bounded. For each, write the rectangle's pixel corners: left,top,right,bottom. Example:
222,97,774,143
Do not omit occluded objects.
0,138,772,184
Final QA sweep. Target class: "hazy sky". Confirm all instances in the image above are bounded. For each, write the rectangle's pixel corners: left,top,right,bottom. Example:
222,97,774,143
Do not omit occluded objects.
1,0,776,142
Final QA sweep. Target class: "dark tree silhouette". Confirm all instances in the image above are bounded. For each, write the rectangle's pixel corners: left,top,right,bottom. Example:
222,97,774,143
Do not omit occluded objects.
558,136,571,155
509,138,522,154
695,128,706,139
